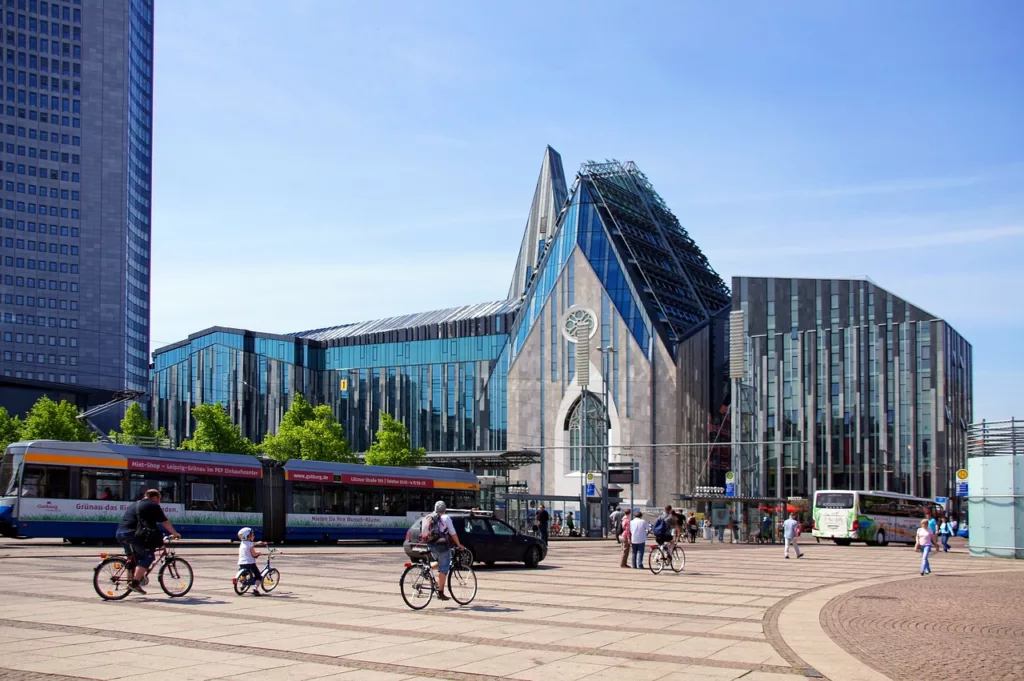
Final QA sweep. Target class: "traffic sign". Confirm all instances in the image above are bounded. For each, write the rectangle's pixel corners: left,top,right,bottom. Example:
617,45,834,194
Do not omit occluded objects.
956,469,968,481
725,471,735,483
725,483,736,497
935,496,948,504
586,483,596,496
956,482,969,497
339,379,348,391
587,473,594,482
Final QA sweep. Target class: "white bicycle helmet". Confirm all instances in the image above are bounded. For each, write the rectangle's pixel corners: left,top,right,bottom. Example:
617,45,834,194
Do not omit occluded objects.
237,527,253,540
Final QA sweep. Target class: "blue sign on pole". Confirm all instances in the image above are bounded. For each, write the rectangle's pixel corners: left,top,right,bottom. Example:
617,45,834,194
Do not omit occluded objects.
956,482,968,497
725,483,735,497
934,496,948,504
586,483,596,496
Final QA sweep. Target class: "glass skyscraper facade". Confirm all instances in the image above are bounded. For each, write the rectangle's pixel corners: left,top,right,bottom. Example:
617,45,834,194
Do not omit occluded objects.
150,301,518,453
0,0,153,419
731,277,972,501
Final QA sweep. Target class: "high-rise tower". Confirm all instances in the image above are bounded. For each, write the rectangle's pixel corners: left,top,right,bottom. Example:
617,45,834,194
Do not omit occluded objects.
0,0,154,418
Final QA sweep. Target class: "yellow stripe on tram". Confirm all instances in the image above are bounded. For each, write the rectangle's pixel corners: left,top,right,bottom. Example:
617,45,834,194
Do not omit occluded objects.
24,453,127,469
433,481,480,490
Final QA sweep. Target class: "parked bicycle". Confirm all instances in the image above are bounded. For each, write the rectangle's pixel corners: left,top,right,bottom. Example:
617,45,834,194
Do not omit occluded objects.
93,536,194,600
400,545,477,610
648,541,685,574
233,547,282,595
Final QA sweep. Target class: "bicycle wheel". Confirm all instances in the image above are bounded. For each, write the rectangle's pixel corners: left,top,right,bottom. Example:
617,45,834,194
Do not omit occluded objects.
93,556,132,600
262,568,281,593
670,546,686,573
159,557,194,597
648,547,666,574
400,564,433,610
447,565,477,605
233,568,253,595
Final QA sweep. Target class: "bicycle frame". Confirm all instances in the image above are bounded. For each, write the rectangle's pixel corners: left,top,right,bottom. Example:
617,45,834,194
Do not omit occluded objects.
100,541,175,584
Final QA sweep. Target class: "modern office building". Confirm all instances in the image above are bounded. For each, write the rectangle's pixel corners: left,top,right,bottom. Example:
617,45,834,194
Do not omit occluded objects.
729,277,973,502
151,147,734,508
0,0,154,421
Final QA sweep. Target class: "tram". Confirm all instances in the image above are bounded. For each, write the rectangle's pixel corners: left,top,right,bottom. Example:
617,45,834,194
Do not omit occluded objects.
0,440,479,543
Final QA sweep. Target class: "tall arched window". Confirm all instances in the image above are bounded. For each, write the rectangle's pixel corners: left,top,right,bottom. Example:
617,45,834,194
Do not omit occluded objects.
567,393,607,472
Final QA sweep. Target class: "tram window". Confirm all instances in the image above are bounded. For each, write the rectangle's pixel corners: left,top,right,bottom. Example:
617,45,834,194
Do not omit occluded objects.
436,490,456,509
224,478,258,513
20,464,70,498
455,491,476,508
380,489,406,516
186,475,220,511
292,483,322,514
353,487,381,515
0,455,18,496
407,490,430,513
79,468,122,500
129,473,180,503
324,485,353,515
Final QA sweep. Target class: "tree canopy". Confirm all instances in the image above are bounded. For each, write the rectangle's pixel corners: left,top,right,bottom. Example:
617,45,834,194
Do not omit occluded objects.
19,396,95,443
180,403,257,455
0,406,23,451
108,402,167,444
260,394,354,463
364,413,426,467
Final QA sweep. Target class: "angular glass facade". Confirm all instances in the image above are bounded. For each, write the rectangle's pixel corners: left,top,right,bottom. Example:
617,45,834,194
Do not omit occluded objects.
732,277,972,501
151,301,518,453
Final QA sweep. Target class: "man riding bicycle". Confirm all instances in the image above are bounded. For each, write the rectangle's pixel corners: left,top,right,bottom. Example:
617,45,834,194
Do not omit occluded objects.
421,500,464,601
654,504,679,550
115,489,180,595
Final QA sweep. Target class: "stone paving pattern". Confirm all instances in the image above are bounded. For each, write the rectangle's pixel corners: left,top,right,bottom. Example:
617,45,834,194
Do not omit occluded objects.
0,536,1019,680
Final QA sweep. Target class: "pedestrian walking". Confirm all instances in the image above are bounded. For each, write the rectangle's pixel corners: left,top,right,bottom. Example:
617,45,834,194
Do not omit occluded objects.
715,521,725,543
939,517,952,552
783,512,804,559
610,506,623,542
629,511,651,569
915,519,935,575
702,517,712,541
950,515,959,537
536,504,550,543
619,509,632,568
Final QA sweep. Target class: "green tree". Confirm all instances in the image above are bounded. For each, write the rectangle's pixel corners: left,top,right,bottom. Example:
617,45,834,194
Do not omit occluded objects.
109,402,167,444
365,412,426,467
0,407,23,451
260,394,354,463
180,403,256,455
20,396,95,442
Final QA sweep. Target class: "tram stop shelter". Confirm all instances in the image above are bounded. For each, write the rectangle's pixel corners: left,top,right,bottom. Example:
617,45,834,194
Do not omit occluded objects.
677,494,804,543
421,450,541,514
504,495,584,538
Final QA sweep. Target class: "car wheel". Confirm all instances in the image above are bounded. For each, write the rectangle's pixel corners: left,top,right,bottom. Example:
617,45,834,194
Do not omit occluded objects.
524,546,541,568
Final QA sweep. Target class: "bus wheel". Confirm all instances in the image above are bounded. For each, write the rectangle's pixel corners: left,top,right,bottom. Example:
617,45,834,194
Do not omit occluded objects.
875,530,888,547
833,539,853,546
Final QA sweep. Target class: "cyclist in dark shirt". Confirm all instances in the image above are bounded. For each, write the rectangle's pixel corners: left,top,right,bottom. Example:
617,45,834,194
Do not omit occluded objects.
116,488,180,594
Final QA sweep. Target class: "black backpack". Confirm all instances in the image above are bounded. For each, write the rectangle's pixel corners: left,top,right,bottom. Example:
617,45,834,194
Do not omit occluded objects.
134,502,163,550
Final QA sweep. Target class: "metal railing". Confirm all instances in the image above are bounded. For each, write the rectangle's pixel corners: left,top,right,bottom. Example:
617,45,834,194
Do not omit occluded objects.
967,419,1023,457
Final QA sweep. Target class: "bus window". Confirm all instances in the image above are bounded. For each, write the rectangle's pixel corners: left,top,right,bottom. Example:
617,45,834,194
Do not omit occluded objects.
324,485,353,515
21,464,70,498
815,492,854,509
80,468,123,501
186,475,220,511
129,473,181,503
381,490,406,516
224,479,259,513
292,483,322,514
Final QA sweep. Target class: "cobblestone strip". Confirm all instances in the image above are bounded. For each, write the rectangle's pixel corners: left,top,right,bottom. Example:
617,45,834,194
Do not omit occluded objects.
0,610,797,676
762,582,831,673
0,670,89,681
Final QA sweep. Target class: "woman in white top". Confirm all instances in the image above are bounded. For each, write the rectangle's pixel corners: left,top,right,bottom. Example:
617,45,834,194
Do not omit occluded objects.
914,519,935,576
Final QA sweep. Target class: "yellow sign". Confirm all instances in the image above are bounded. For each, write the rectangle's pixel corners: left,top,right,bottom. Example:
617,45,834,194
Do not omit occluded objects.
339,379,348,391
725,471,735,482
956,468,968,481
587,473,594,482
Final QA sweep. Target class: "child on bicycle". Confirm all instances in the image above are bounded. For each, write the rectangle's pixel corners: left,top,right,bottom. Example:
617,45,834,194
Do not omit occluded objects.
237,527,267,596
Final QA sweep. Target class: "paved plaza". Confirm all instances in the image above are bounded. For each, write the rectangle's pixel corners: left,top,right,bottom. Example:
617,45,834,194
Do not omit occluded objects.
0,537,1021,681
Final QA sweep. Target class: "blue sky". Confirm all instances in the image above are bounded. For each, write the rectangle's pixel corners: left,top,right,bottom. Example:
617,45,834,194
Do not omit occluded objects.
151,2,1024,420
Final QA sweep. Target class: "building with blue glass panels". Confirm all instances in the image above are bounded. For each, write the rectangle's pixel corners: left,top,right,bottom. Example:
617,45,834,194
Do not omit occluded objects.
730,277,973,502
0,0,154,425
151,148,734,507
